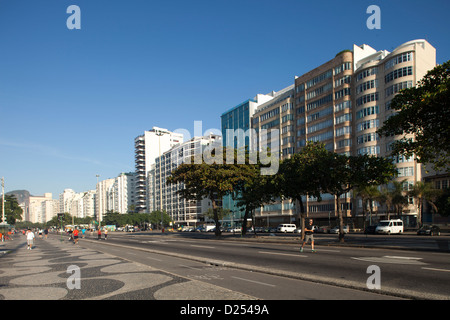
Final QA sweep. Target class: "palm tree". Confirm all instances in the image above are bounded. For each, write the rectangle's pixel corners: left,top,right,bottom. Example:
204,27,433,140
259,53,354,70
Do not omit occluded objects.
377,180,408,220
391,180,409,218
409,181,440,228
355,185,380,227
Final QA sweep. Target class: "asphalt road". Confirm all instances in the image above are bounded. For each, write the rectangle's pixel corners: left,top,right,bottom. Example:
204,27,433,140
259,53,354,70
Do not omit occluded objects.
77,231,450,300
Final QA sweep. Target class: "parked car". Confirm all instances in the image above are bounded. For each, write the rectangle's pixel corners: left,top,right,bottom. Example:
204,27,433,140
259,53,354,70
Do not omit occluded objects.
417,225,441,236
330,225,349,234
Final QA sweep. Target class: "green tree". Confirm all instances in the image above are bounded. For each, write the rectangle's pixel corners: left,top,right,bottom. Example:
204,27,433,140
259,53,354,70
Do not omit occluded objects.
355,185,380,227
233,160,278,235
408,181,441,228
279,143,330,236
1,194,23,224
435,188,450,217
148,210,172,229
378,60,450,172
167,147,254,237
319,153,397,242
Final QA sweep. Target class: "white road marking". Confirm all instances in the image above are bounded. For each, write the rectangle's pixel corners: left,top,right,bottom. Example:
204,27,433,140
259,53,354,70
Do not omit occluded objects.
232,276,276,287
351,256,427,265
259,251,307,258
190,245,215,249
422,267,450,273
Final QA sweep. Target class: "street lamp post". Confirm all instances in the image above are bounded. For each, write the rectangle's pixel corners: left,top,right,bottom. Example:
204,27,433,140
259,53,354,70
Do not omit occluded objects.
155,130,165,232
1,177,5,223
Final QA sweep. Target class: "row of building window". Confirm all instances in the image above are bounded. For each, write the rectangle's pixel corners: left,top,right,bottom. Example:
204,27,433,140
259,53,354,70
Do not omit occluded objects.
335,75,351,87
356,92,379,106
384,52,413,70
335,87,351,100
357,119,379,132
385,66,413,83
334,62,352,75
307,119,333,134
356,132,379,144
307,94,333,111
306,82,333,100
356,105,379,119
335,113,352,125
356,67,378,82
356,79,378,94
385,81,413,97
357,145,380,155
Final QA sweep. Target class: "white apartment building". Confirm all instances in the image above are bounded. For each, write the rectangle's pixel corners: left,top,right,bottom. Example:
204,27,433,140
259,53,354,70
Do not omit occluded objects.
59,189,96,220
59,189,77,215
353,39,436,224
134,127,184,212
28,193,56,223
107,172,136,214
148,134,222,226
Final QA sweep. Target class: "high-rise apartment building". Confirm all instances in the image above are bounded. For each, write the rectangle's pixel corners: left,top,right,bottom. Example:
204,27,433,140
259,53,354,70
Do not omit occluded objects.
220,93,279,225
149,134,221,226
28,193,56,223
353,39,436,224
248,39,436,227
108,172,136,214
134,127,183,212
251,85,296,225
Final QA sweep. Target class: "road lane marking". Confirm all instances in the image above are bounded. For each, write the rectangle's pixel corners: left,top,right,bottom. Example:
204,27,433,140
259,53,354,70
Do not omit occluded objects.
179,264,202,270
190,245,215,249
259,251,307,258
422,267,450,273
351,256,427,265
232,276,276,287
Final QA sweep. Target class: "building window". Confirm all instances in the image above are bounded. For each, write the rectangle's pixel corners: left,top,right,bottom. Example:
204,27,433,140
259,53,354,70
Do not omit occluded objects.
356,105,379,119
385,66,413,83
384,52,413,70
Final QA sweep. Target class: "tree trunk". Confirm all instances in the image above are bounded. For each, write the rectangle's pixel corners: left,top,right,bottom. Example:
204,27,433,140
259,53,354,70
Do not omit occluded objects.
295,198,305,241
211,197,221,238
336,195,345,243
242,206,250,235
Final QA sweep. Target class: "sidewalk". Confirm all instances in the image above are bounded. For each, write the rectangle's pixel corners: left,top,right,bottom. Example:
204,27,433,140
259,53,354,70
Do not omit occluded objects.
0,235,256,300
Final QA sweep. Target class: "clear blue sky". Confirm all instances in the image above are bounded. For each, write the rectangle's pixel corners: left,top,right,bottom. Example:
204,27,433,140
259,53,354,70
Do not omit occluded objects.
0,0,449,198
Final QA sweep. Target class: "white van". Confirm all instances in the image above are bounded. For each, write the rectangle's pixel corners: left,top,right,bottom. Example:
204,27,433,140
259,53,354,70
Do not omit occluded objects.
375,219,404,234
277,224,297,233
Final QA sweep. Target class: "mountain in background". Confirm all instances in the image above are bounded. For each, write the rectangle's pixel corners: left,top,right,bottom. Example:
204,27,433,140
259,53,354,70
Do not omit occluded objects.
5,190,32,205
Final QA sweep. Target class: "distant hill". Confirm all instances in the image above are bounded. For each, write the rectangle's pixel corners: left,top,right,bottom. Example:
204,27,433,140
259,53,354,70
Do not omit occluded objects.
6,190,32,205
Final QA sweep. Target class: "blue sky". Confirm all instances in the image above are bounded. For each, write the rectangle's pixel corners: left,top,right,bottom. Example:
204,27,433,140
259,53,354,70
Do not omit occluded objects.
0,0,449,198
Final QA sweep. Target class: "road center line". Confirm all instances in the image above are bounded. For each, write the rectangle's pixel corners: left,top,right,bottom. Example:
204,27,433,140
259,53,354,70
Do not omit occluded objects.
259,251,307,258
422,267,450,273
231,276,276,287
190,245,215,249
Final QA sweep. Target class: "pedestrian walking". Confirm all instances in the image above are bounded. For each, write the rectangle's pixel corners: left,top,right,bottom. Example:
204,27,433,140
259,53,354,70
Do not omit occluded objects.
26,229,35,250
300,219,316,253
97,229,102,240
73,228,79,245
104,228,108,240
44,228,48,239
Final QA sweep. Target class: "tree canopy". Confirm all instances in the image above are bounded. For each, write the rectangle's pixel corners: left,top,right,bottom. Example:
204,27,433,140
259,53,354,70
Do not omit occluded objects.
378,60,450,172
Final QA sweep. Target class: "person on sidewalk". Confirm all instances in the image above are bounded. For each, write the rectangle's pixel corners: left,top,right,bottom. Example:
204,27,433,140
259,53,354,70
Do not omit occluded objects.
26,229,35,250
300,219,316,253
73,228,79,245
104,228,108,240
97,228,102,240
